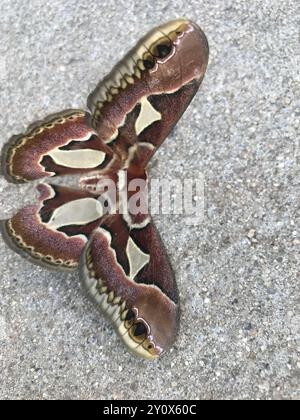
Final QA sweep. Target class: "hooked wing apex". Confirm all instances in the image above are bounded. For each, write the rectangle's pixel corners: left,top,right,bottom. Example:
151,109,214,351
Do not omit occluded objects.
80,214,179,360
0,19,209,359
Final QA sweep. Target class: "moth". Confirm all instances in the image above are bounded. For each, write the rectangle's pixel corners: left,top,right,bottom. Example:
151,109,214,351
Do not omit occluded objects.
0,19,209,359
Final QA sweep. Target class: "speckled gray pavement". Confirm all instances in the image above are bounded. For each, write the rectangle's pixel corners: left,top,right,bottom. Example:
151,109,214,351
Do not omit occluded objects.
0,0,299,400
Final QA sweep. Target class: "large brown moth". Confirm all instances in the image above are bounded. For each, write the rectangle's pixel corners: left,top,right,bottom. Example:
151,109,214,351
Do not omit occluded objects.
0,19,209,359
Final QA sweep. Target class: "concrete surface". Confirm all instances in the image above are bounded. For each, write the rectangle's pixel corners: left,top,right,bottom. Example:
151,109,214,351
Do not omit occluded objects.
0,0,299,400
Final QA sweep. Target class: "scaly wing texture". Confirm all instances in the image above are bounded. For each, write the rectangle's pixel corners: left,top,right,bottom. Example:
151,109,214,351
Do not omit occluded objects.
84,19,208,176
80,19,209,358
1,109,116,183
1,184,103,270
80,213,179,359
0,19,209,359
